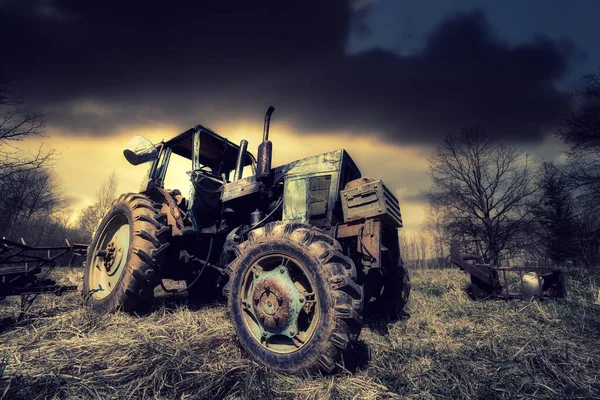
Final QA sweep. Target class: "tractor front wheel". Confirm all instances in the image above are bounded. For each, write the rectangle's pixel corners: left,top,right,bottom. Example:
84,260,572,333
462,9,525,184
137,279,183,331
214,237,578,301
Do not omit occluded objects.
223,222,363,374
83,193,169,313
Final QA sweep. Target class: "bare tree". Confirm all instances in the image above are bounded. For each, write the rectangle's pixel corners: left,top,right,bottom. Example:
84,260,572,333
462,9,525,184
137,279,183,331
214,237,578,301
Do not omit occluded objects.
0,167,64,237
400,232,430,269
423,203,449,268
427,127,537,265
0,71,52,181
76,173,119,239
97,172,118,213
77,204,101,240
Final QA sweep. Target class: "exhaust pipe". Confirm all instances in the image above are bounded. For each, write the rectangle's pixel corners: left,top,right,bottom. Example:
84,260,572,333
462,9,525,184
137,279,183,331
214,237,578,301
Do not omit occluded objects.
233,139,248,181
257,106,275,182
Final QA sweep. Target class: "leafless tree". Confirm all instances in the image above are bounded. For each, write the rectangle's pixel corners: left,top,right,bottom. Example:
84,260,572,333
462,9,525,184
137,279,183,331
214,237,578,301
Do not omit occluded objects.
76,173,119,239
427,127,538,266
0,167,64,237
400,232,430,269
423,203,449,268
0,71,53,181
97,172,118,212
77,204,100,240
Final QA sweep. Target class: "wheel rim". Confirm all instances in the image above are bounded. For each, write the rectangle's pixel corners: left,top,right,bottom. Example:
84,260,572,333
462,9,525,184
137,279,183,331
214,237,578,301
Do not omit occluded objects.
88,214,131,300
241,252,319,354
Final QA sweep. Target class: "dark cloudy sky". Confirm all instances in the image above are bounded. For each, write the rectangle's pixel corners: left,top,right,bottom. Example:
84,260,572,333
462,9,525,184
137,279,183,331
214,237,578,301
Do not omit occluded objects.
2,0,599,230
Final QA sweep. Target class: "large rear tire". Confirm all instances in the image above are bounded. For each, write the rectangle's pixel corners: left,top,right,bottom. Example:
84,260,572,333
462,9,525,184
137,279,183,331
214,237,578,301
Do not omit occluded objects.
380,261,410,316
223,222,363,374
364,255,411,318
83,193,169,313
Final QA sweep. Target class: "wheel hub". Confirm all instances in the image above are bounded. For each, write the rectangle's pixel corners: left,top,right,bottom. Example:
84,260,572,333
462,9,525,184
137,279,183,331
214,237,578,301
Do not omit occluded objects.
246,266,305,339
253,278,291,328
104,242,116,273
102,228,127,276
88,215,131,300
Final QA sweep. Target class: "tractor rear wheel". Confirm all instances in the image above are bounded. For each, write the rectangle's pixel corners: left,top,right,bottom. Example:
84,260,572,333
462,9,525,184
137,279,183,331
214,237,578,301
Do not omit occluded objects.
380,261,411,316
364,255,411,318
83,193,169,313
223,222,363,374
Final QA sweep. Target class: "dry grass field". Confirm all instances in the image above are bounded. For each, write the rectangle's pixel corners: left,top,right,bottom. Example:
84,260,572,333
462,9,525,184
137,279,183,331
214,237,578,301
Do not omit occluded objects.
0,267,599,399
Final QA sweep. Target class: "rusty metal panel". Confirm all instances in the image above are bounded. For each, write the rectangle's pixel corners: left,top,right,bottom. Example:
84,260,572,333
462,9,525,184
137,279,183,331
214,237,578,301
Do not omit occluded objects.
307,175,331,224
221,175,262,202
334,220,382,270
340,179,402,228
278,150,348,225
450,240,496,284
224,149,346,206
358,219,381,269
273,150,346,180
283,177,309,223
335,222,362,238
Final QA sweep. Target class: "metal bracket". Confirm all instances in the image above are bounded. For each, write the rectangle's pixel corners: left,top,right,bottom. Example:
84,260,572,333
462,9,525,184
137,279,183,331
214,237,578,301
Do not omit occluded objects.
334,219,382,270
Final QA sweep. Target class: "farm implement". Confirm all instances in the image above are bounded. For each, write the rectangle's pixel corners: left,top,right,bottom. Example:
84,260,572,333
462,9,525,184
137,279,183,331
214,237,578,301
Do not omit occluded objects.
450,240,567,299
0,237,86,301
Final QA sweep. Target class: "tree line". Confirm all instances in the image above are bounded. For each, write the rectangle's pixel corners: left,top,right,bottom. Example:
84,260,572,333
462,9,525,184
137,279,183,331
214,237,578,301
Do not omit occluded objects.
410,70,600,269
0,70,119,245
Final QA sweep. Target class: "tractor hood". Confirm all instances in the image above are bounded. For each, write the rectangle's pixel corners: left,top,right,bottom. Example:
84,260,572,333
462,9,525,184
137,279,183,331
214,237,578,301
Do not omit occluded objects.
222,149,361,206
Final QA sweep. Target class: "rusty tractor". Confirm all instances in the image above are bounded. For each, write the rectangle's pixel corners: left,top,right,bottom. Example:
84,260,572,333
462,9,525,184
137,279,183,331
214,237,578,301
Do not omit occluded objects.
82,107,410,373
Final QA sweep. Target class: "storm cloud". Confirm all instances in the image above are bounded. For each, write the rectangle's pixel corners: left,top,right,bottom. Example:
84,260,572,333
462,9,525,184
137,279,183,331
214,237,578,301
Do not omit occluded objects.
0,0,574,144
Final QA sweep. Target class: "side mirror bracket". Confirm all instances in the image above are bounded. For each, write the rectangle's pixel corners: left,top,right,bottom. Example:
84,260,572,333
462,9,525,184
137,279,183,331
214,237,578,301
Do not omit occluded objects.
123,136,159,165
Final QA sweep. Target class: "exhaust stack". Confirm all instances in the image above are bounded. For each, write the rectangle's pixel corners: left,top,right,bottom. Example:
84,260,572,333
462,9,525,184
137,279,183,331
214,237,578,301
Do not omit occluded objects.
257,106,275,182
233,139,248,181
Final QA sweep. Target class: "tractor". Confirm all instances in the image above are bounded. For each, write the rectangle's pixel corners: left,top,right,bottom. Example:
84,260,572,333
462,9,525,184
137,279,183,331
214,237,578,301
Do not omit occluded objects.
83,107,410,373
